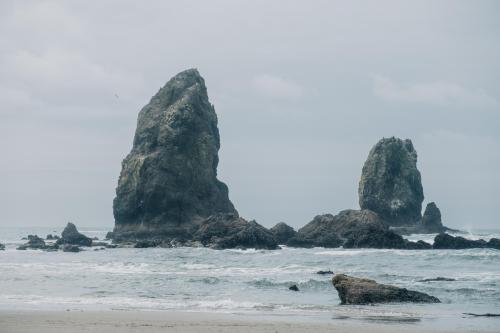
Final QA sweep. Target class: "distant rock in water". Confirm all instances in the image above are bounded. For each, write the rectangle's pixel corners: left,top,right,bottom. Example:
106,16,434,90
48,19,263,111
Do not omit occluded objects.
289,284,299,291
421,202,445,233
17,235,58,251
332,274,440,304
45,234,60,240
287,209,429,249
193,213,278,250
359,137,424,226
0,243,5,250
316,270,334,275
418,277,456,282
270,222,296,244
56,223,92,247
62,244,81,252
433,233,500,250
113,69,236,241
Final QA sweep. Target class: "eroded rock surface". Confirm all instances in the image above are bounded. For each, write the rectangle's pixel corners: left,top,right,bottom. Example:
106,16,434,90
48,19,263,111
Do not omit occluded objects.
193,213,278,250
359,137,424,226
113,69,236,241
332,274,440,304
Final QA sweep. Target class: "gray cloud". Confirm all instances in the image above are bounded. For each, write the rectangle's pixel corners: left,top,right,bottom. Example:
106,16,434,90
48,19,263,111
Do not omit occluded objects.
1,0,499,230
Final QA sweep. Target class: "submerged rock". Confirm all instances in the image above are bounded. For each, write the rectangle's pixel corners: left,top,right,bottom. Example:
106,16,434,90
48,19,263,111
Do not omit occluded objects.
56,223,92,247
270,222,296,244
332,274,440,304
62,244,81,252
358,137,424,226
0,243,5,250
193,213,278,250
316,270,334,275
418,277,456,282
113,69,236,241
433,233,500,250
45,234,60,240
289,284,299,291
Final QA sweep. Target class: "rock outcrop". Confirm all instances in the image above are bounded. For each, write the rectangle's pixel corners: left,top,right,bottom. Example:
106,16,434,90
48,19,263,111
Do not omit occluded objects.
270,222,296,244
421,202,445,233
332,274,440,304
287,209,430,249
0,243,5,250
113,69,236,241
359,137,424,226
433,233,500,250
56,223,92,247
193,213,278,250
17,235,58,251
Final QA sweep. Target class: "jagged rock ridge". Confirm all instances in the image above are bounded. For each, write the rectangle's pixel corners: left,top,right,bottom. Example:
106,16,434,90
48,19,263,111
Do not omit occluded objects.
113,69,237,240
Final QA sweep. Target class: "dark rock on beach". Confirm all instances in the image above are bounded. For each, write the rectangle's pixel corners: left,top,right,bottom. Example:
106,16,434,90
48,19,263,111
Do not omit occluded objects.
113,69,236,241
56,223,92,247
358,137,424,226
193,213,278,250
270,222,297,244
433,233,500,250
332,274,440,304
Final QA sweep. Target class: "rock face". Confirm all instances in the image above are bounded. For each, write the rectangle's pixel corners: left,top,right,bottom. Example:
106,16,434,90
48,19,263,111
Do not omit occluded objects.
332,274,440,304
113,69,236,241
359,137,424,226
287,209,429,249
433,233,500,250
270,222,296,244
421,202,445,233
56,223,92,247
193,213,278,250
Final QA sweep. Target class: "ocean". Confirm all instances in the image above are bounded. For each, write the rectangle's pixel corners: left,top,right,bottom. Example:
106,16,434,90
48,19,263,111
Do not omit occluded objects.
1,227,499,331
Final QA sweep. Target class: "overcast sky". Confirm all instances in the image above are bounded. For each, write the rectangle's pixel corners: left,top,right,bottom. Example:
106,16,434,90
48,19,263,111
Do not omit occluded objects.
1,0,499,230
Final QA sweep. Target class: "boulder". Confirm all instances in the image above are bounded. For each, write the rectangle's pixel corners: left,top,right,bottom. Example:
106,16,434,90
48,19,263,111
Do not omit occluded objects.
332,274,440,304
289,285,299,291
433,233,500,250
113,69,237,241
193,213,278,250
56,223,92,247
270,222,296,244
317,270,334,275
0,243,5,250
358,137,424,226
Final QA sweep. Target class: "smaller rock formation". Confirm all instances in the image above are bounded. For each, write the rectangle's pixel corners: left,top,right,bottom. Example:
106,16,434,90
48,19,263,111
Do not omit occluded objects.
46,234,60,240
270,222,296,244
193,213,278,250
0,243,5,250
418,277,456,282
421,202,445,233
56,223,92,247
332,274,440,304
287,210,429,249
358,137,424,226
62,244,81,252
433,233,500,250
17,235,59,251
289,284,299,291
317,270,334,275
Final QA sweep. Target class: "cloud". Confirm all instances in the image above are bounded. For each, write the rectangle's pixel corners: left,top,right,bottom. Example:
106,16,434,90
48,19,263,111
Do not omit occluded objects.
252,74,303,99
373,76,497,108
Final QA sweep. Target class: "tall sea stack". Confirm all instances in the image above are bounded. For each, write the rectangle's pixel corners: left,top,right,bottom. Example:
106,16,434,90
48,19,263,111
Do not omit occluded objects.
358,137,424,226
113,69,237,240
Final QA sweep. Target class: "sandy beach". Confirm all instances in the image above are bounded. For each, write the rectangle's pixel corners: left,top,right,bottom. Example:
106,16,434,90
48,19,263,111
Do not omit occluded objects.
1,310,492,333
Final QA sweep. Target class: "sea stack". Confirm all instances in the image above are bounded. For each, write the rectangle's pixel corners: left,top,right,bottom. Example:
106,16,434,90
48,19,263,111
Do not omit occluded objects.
113,69,237,241
358,137,424,226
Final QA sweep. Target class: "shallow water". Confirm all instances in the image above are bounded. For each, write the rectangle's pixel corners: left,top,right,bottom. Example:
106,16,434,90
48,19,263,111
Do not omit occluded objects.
1,227,499,331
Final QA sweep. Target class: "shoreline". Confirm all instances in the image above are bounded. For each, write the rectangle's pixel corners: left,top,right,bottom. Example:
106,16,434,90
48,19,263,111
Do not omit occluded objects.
0,309,496,333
